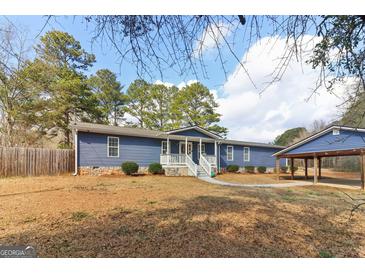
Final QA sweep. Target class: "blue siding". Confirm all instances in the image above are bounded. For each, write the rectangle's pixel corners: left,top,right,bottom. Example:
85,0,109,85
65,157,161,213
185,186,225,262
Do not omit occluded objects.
78,131,283,168
219,144,284,168
172,129,214,139
78,132,161,167
285,129,365,155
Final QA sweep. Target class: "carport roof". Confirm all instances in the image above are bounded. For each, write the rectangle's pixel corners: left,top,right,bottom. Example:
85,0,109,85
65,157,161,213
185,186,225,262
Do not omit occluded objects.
273,125,365,158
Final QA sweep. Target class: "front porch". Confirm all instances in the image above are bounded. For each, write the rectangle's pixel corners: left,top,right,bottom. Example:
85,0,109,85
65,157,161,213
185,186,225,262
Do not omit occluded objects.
160,153,217,166
159,137,218,177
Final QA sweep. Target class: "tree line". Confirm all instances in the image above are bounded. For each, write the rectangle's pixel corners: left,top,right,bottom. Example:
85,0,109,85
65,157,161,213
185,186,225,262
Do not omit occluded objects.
0,26,227,148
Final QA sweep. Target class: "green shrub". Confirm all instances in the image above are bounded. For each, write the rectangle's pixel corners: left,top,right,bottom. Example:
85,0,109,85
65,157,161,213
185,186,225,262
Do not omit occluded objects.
148,162,163,174
245,166,255,173
257,166,267,173
226,165,239,173
280,166,288,173
121,161,139,175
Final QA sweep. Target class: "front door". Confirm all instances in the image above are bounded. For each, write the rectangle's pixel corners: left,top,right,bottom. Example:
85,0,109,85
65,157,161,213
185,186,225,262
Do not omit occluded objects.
179,142,193,157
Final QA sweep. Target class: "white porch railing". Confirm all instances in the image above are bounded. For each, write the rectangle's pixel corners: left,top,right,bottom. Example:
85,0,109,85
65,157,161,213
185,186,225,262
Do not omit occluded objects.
186,154,197,176
160,154,187,165
160,153,216,177
200,154,212,177
204,155,217,165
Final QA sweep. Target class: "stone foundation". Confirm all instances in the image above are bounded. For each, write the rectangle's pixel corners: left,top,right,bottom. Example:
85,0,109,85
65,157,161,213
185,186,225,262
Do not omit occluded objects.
223,167,275,174
79,166,149,176
164,166,190,176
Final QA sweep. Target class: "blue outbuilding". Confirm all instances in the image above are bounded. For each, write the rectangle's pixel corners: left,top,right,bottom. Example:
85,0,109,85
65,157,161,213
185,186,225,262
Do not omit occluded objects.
273,125,365,189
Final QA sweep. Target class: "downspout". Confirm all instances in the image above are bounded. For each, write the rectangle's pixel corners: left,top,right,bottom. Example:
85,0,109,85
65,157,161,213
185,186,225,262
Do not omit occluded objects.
218,141,221,173
72,129,78,176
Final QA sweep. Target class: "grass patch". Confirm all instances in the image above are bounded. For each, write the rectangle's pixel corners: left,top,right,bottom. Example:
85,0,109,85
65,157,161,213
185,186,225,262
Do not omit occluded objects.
307,191,321,196
70,211,90,221
280,190,297,202
116,225,131,236
318,250,334,258
281,194,297,202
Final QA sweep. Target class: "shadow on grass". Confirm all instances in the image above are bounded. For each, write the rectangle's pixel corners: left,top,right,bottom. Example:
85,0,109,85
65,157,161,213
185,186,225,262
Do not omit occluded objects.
1,191,363,258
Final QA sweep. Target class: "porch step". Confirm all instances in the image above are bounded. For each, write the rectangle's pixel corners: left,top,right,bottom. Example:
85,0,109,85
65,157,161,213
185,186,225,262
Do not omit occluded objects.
196,165,209,177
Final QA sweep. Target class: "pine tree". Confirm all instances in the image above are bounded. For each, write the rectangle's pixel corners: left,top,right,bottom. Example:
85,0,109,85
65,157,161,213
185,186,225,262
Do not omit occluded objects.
89,69,125,126
30,31,100,147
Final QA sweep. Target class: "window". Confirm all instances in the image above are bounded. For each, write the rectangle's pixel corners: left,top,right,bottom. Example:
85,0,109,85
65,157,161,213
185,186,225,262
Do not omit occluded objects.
179,142,193,155
227,146,233,161
198,144,206,156
107,136,119,157
333,129,340,135
243,147,250,162
161,141,167,155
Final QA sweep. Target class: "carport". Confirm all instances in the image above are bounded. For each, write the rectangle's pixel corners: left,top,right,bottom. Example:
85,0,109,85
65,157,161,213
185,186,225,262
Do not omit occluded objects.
273,125,365,190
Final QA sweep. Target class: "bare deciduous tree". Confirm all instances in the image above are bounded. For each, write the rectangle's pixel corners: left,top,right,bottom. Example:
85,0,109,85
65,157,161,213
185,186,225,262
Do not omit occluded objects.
0,22,33,146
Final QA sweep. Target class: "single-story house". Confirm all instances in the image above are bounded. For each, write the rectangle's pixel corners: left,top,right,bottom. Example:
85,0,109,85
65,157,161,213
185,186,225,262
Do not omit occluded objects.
71,122,286,177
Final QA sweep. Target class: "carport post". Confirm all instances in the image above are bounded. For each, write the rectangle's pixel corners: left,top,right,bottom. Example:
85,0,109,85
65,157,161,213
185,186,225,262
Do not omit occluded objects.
304,158,308,180
318,157,322,179
276,157,280,181
361,152,365,191
313,156,318,184
290,158,294,180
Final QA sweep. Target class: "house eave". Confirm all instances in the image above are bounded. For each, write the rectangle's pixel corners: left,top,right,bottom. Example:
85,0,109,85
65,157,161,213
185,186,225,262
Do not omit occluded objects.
165,125,222,139
71,123,217,143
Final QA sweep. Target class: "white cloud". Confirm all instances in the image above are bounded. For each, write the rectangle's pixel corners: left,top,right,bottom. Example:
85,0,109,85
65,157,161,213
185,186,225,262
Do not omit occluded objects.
154,80,174,87
127,36,352,143
177,80,198,89
217,35,352,143
194,23,232,57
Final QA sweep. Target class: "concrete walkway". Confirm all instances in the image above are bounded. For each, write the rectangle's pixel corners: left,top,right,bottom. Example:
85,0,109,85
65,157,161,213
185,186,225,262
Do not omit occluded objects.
198,176,313,188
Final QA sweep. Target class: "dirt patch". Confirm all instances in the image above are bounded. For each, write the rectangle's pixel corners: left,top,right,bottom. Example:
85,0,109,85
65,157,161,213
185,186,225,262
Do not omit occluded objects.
0,175,365,257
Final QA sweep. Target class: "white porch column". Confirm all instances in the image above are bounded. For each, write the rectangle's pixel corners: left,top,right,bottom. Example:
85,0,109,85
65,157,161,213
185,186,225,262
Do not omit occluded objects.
185,137,188,162
214,140,217,166
167,136,170,165
199,138,202,159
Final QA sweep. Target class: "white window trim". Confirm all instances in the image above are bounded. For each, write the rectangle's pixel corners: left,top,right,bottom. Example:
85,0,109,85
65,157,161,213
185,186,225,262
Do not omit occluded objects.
107,136,119,158
198,143,206,155
243,147,250,162
161,141,167,155
227,145,234,161
179,141,193,155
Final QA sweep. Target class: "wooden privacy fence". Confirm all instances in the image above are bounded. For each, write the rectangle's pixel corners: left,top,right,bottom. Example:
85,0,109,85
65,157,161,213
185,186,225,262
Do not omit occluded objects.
0,147,75,177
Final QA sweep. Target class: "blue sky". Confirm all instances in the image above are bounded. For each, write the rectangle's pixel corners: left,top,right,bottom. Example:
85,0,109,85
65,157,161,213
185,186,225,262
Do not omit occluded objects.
4,15,239,90
2,16,348,143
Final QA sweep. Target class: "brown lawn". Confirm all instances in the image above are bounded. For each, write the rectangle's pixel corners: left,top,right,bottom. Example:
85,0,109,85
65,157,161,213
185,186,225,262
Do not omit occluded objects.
0,174,365,258
216,170,362,188
216,173,291,185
